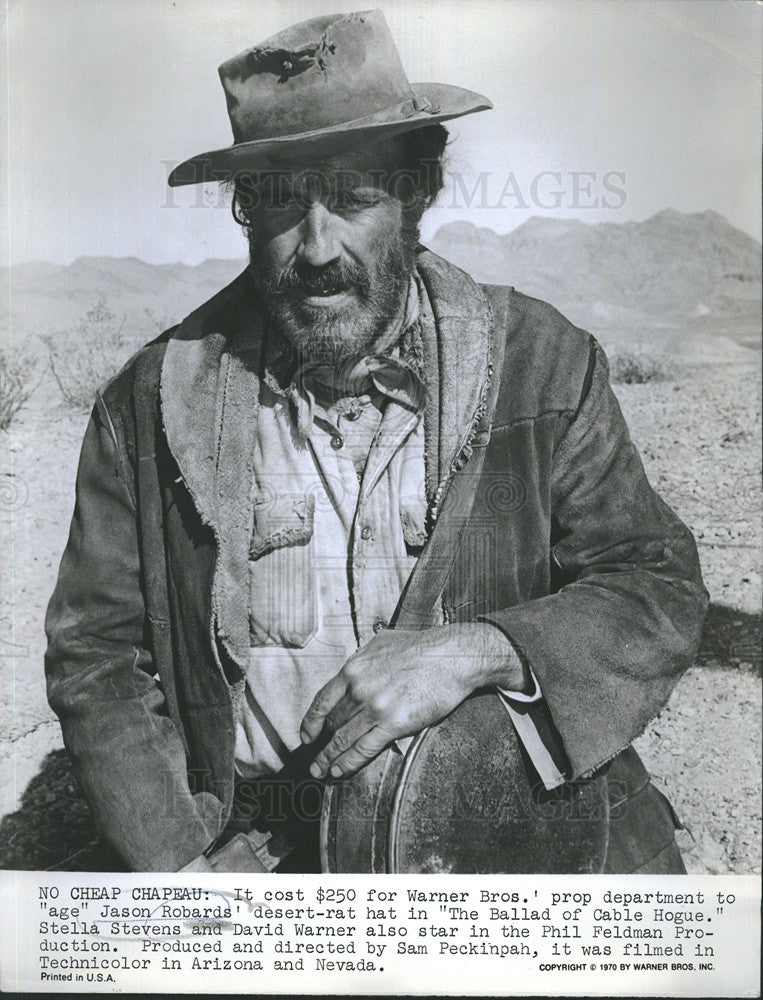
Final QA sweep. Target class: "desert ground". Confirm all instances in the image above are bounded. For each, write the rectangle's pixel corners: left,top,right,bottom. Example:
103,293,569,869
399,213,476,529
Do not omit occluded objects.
0,276,760,874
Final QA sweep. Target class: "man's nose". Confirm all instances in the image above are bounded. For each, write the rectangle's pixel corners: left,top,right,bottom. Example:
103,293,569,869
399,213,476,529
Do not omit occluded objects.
299,201,341,268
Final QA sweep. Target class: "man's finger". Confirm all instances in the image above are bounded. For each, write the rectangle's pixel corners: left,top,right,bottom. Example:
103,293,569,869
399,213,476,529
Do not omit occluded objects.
325,726,394,778
325,694,364,734
300,673,348,743
309,712,373,778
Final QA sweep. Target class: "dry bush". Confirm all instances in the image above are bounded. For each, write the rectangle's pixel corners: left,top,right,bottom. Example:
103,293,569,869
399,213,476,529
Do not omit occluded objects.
0,349,36,431
44,300,134,411
609,347,675,385
142,306,175,335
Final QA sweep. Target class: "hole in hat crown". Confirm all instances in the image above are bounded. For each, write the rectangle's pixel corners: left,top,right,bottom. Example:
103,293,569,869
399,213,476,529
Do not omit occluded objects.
220,11,413,142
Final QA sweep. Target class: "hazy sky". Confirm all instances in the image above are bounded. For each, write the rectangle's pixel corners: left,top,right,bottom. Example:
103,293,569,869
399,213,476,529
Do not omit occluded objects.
2,0,761,265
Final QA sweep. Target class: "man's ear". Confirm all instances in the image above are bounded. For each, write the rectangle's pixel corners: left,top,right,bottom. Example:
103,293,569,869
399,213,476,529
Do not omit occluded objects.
231,188,249,229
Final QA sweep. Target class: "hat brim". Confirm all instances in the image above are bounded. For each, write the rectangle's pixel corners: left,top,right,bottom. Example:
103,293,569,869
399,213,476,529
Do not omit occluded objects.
167,83,492,186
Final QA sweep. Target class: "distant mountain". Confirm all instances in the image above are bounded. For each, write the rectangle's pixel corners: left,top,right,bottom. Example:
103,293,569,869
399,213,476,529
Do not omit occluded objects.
428,210,761,327
1,210,760,352
8,256,246,303
0,256,246,347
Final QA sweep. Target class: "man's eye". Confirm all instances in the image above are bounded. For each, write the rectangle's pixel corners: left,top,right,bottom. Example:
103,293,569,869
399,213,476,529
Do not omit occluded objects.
266,190,297,210
334,189,381,212
252,183,299,211
260,196,306,219
334,191,362,212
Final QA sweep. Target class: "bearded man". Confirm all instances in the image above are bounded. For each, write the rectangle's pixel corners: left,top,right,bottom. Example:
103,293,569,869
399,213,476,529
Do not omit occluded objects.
44,11,707,874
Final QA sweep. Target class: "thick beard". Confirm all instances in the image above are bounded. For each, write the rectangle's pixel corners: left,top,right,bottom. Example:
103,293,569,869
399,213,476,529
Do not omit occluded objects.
248,221,419,366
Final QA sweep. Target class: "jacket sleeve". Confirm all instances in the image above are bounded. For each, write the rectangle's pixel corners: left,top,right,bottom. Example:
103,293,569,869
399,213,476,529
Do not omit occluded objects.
482,341,709,779
44,401,225,871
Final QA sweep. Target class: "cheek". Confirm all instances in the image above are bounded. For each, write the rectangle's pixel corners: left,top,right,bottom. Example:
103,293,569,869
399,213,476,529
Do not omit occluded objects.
374,203,403,241
256,230,298,271
353,207,404,263
251,212,303,266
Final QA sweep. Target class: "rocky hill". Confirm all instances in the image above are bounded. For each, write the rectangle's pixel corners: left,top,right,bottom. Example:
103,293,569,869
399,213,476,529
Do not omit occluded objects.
1,256,246,348
1,210,760,353
428,209,761,325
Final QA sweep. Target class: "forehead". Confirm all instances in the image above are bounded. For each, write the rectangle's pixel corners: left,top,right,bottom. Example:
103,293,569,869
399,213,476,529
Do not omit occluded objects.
314,141,401,175
258,139,403,188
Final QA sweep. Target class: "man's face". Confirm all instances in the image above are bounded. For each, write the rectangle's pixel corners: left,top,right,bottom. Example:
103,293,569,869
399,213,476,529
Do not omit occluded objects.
244,143,420,365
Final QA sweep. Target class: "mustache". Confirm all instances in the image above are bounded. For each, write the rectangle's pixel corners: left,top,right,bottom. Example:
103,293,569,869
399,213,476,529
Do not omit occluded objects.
263,257,371,299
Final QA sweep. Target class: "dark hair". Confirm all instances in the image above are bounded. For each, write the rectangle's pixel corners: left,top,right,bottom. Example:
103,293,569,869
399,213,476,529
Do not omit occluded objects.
393,122,449,211
231,123,449,229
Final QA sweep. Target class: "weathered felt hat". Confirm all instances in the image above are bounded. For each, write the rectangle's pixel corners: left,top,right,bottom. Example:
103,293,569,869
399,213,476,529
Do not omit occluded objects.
167,9,492,186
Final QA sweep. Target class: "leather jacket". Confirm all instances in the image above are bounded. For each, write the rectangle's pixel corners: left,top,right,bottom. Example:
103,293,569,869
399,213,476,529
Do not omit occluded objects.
44,249,708,871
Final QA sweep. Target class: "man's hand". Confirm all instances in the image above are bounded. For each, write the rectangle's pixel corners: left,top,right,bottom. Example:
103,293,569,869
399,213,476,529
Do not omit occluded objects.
300,622,526,779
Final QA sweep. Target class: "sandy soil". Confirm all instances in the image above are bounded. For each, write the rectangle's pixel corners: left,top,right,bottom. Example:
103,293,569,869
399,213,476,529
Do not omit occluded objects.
0,357,760,873
618,363,761,875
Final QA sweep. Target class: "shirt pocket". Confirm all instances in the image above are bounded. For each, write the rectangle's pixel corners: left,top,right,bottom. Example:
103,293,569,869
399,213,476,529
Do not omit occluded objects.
248,491,317,648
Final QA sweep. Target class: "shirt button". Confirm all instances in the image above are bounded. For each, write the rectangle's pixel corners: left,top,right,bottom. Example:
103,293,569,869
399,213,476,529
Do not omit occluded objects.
330,434,343,450
373,619,388,633
360,524,372,540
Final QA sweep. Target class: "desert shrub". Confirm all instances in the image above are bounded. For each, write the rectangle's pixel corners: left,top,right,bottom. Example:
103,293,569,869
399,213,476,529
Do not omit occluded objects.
143,306,175,334
609,347,674,385
0,749,126,871
44,300,133,410
0,349,36,431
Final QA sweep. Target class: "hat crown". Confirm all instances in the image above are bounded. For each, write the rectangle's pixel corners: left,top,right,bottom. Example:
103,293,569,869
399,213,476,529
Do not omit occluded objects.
219,10,413,143
167,11,492,187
